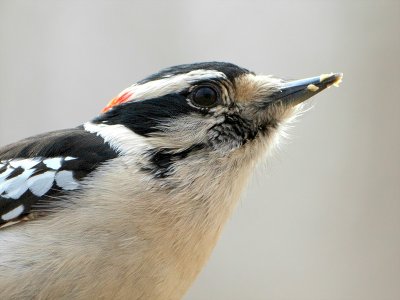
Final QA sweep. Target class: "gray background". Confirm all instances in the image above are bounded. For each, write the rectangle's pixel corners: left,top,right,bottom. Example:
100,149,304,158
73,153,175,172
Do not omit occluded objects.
0,0,399,299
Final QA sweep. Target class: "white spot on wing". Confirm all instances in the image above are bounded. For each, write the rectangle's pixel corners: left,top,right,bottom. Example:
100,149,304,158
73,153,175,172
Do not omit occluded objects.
6,185,29,199
43,158,62,170
55,171,79,190
27,171,56,197
1,205,24,221
9,158,41,170
65,157,77,161
0,169,35,199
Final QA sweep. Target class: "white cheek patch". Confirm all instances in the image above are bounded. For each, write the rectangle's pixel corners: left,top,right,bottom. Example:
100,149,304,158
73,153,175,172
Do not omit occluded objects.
84,122,151,156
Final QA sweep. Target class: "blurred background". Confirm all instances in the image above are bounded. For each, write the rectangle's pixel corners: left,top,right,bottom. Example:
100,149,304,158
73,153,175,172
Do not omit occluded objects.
0,0,399,299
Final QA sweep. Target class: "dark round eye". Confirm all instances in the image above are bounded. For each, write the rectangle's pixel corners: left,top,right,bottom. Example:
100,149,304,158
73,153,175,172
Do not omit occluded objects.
191,86,219,108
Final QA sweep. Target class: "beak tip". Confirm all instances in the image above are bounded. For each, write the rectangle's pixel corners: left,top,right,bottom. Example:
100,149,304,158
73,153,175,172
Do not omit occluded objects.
333,73,344,87
320,72,344,87
272,72,343,105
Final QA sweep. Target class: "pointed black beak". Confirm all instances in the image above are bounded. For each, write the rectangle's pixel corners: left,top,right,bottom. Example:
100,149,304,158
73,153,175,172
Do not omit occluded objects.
271,73,343,106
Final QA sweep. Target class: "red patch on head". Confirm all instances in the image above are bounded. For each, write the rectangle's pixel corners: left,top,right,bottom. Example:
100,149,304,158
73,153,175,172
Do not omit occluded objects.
102,91,133,113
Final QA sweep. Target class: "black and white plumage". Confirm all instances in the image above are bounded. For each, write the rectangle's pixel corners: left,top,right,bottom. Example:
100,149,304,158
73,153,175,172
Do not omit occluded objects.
0,63,254,225
0,62,342,299
0,128,118,225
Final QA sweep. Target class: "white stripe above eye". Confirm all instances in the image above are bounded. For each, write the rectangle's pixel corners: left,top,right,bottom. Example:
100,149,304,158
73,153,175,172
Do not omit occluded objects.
118,69,227,103
1,205,24,221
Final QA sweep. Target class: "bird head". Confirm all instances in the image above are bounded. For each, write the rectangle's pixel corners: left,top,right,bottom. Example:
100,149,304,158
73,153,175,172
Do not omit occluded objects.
88,62,342,179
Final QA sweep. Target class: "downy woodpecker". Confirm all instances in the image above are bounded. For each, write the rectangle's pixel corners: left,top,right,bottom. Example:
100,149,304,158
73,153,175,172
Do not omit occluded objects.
0,62,342,299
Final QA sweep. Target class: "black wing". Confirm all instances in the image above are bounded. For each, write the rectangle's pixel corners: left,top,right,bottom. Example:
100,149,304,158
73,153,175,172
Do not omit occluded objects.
0,126,118,226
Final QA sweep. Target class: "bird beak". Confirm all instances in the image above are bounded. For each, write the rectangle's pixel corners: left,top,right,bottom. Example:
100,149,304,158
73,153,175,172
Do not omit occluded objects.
271,73,343,106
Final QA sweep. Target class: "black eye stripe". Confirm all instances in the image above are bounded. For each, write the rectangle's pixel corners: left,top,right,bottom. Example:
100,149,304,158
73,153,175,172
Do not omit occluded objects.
94,94,198,136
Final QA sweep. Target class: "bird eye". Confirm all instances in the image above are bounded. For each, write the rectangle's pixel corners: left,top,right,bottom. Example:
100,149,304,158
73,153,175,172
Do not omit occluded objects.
191,86,219,108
